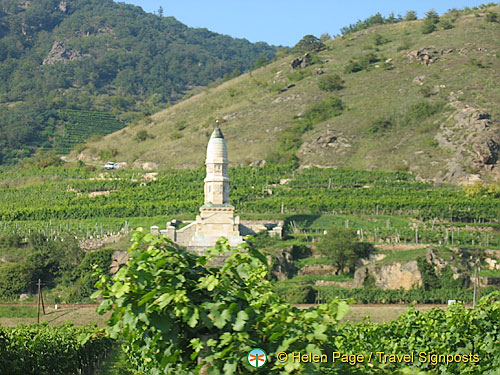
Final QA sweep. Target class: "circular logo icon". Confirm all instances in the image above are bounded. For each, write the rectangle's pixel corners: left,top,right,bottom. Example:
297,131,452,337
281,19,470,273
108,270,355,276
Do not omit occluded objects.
247,348,267,368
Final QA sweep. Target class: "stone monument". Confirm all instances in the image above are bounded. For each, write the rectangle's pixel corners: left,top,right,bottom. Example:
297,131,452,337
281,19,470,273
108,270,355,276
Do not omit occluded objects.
152,127,245,253
189,126,244,249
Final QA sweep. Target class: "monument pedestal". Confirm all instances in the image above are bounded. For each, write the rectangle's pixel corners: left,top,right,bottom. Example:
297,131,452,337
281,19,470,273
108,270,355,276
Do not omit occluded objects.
188,204,243,248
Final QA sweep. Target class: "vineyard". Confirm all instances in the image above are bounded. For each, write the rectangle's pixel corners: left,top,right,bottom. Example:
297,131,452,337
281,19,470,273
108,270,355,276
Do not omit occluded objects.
55,110,126,154
0,323,112,375
0,165,498,249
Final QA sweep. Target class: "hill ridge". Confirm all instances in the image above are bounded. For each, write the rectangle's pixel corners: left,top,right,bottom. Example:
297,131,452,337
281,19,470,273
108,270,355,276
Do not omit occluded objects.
76,4,500,184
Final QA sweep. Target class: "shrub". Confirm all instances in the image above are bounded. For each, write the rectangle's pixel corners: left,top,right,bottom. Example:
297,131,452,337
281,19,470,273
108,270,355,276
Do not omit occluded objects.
99,148,118,160
405,10,418,21
0,234,23,248
302,97,344,124
273,283,316,304
441,20,454,29
486,11,498,22
134,129,152,142
421,20,437,34
405,100,444,123
344,53,380,73
318,73,344,91
68,249,114,302
419,85,433,97
369,117,393,133
0,262,35,299
374,33,390,46
397,40,411,51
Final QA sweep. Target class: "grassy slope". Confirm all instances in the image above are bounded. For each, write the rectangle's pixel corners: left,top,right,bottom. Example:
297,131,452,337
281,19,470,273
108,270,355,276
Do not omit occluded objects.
78,7,499,180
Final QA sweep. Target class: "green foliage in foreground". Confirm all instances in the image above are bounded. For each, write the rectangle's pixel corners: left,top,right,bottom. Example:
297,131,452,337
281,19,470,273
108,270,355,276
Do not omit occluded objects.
0,323,112,375
95,230,500,374
95,229,350,374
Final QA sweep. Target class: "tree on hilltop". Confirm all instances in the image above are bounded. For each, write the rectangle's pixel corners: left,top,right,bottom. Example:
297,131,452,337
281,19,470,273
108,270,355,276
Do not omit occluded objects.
294,35,326,52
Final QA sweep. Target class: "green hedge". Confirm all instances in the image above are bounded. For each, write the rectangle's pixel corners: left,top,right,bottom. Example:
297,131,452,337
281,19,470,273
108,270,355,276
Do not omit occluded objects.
0,323,113,375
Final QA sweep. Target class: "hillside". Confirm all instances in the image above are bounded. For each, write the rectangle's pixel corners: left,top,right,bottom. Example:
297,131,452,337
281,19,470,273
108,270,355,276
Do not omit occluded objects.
0,0,277,164
77,5,500,183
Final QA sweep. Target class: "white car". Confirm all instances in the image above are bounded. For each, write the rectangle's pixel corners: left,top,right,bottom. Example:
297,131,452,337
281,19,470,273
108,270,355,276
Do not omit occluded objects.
104,162,119,170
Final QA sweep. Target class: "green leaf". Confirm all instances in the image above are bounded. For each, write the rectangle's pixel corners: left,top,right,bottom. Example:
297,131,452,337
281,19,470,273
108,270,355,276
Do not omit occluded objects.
335,301,350,321
236,264,249,279
223,360,237,375
90,289,102,299
233,310,249,331
188,308,199,328
138,290,157,306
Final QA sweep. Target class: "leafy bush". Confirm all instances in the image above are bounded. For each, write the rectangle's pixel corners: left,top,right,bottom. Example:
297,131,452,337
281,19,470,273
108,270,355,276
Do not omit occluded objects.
340,12,398,35
94,230,350,374
27,233,84,285
0,262,35,300
404,100,445,123
419,85,434,97
286,69,310,83
0,234,23,248
273,283,316,304
369,117,393,133
344,53,380,73
397,40,411,51
134,130,153,142
374,33,390,46
69,248,115,301
318,73,344,91
99,148,118,160
441,19,455,29
486,11,498,22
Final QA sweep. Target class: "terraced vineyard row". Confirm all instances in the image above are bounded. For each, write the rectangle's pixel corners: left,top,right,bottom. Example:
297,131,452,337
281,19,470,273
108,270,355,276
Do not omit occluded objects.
55,109,126,153
0,165,498,246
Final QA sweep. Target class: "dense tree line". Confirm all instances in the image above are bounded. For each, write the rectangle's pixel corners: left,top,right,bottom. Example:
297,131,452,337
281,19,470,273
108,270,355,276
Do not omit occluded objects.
0,0,277,164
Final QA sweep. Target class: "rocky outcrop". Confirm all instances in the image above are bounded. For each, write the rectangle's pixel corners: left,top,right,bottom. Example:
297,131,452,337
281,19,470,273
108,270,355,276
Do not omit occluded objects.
434,91,500,182
353,260,422,290
290,53,312,71
300,130,354,156
269,250,297,281
407,46,454,65
43,41,89,65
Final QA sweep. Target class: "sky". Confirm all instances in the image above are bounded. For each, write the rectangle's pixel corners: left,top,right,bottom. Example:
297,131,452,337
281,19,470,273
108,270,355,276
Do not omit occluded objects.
120,0,491,46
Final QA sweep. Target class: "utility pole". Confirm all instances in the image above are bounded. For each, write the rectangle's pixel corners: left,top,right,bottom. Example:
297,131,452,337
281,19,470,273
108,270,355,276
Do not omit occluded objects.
37,279,46,323
37,279,41,323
